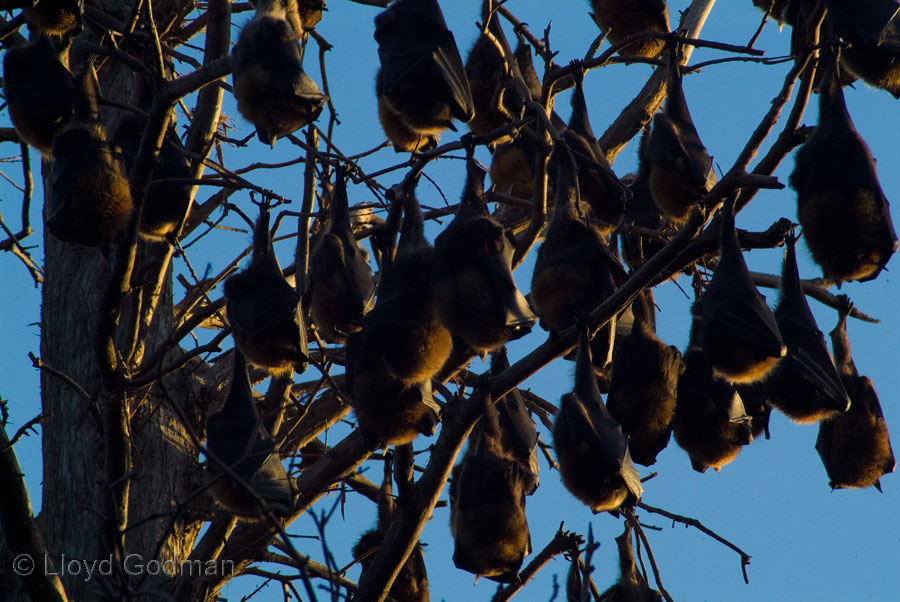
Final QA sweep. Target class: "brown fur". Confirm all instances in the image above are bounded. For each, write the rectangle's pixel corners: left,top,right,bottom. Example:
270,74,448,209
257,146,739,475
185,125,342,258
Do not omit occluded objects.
49,125,134,247
450,404,534,581
345,331,439,449
24,0,80,35
674,349,752,472
607,318,683,466
490,139,535,199
379,313,452,384
377,88,440,152
588,0,669,58
3,37,74,154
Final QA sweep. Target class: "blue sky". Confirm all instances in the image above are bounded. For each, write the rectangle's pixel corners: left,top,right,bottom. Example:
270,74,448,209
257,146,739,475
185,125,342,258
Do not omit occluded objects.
1,1,898,600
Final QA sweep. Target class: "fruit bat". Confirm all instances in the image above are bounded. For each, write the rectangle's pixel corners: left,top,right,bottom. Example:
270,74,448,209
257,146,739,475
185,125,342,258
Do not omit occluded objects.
3,34,74,155
449,395,535,582
432,155,535,353
113,114,192,242
825,0,900,97
345,328,441,450
816,300,895,490
620,149,670,271
309,167,375,343
645,46,716,223
374,0,474,152
47,72,134,247
353,455,429,602
674,348,753,473
224,205,308,374
690,197,785,384
23,0,82,36
552,321,643,513
607,290,684,466
767,234,851,423
206,350,293,517
365,183,452,384
490,347,540,491
232,0,326,147
598,524,663,602
490,136,538,200
790,46,898,283
588,0,670,58
465,0,530,142
564,72,630,234
531,154,621,366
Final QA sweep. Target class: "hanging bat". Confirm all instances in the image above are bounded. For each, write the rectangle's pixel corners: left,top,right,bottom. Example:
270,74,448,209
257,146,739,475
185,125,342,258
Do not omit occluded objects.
674,348,753,473
374,0,474,152
3,34,74,155
816,299,895,490
824,0,900,97
490,136,538,200
598,523,663,601
224,205,308,374
206,350,293,518
767,234,851,423
607,289,684,466
113,114,192,242
690,197,785,384
465,0,531,143
353,454,429,602
24,0,82,36
790,45,898,283
645,44,717,223
490,347,540,491
553,320,643,512
450,395,535,582
232,0,326,146
309,167,375,343
345,329,441,450
531,153,621,366
433,154,535,353
588,0,670,58
365,182,452,384
563,71,630,234
47,72,133,247
620,149,670,271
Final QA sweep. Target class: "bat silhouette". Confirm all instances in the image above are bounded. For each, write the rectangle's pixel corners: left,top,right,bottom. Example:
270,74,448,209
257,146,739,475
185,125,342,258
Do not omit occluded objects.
309,167,375,343
690,197,785,384
365,182,452,384
767,233,851,423
374,0,474,151
645,45,716,223
232,0,326,146
674,348,753,473
433,154,535,353
790,45,898,283
816,299,895,490
224,205,308,374
3,34,74,154
47,72,133,247
206,350,293,517
607,289,684,466
553,319,643,512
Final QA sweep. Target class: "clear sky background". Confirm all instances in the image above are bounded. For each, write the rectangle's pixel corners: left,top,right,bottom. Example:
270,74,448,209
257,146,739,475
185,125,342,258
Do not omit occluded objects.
1,1,898,601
